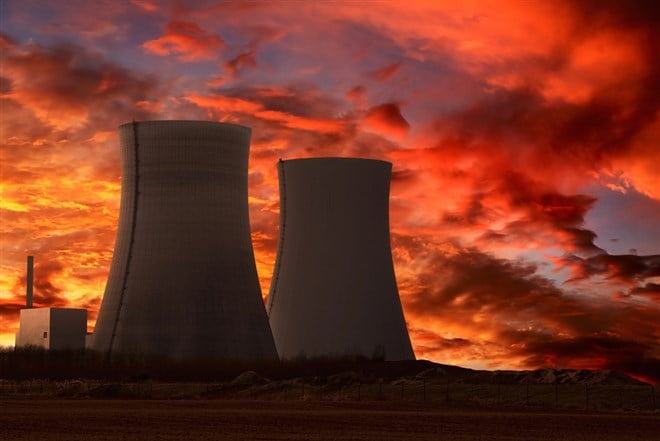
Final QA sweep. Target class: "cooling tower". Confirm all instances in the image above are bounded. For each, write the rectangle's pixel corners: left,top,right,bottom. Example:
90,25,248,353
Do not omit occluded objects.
267,157,415,361
92,120,277,360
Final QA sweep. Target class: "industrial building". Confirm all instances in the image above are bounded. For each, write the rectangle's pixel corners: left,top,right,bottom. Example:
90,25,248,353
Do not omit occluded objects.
15,308,87,350
267,157,415,360
14,256,87,350
91,120,277,360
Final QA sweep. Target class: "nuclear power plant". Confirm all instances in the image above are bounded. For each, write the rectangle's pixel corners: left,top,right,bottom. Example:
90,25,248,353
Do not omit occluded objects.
267,158,415,361
91,121,277,360
17,121,415,362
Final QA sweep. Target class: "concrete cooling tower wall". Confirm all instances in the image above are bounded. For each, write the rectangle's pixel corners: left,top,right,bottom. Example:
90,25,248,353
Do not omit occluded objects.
92,120,277,360
267,157,415,361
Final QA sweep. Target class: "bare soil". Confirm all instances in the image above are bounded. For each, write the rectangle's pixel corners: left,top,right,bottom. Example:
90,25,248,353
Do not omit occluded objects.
1,400,659,441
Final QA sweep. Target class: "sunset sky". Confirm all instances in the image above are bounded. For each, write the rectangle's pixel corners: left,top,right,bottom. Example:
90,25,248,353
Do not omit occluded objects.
1,1,659,382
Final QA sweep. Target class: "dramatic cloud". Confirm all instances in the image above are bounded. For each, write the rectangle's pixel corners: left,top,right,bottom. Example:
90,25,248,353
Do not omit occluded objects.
519,336,660,384
395,236,660,382
223,26,283,79
1,34,163,340
562,253,660,284
224,51,257,77
143,21,225,61
346,85,367,103
630,283,660,302
2,38,159,131
185,92,348,135
364,103,410,138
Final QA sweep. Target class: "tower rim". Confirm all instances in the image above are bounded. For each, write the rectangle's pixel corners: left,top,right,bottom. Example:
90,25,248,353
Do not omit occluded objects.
118,120,251,133
279,156,392,167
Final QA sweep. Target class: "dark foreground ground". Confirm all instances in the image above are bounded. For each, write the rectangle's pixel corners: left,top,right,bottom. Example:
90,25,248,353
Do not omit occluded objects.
1,400,658,441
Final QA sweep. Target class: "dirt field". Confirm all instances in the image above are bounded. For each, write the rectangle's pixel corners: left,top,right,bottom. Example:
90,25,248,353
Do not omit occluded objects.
1,400,658,441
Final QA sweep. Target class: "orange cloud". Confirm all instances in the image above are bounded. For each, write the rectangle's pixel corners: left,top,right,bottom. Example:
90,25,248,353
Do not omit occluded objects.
186,93,347,134
143,21,225,61
131,0,158,12
0,36,164,345
363,103,410,138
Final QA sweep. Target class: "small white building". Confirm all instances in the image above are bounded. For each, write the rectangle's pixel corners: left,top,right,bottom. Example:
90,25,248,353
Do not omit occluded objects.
15,308,87,350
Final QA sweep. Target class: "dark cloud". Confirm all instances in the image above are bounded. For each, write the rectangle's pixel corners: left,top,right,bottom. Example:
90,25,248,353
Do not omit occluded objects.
403,245,567,319
437,66,658,172
394,233,660,380
501,177,601,253
570,0,660,32
520,336,660,384
420,67,658,251
391,168,417,185
563,253,660,283
4,37,160,131
222,25,282,79
216,84,344,120
0,76,12,94
0,32,16,48
444,170,604,252
441,192,488,226
224,51,257,77
346,85,367,102
630,283,660,302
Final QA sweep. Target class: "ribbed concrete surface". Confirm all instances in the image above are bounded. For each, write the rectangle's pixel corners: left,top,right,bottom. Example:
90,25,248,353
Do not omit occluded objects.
92,121,277,360
267,157,415,360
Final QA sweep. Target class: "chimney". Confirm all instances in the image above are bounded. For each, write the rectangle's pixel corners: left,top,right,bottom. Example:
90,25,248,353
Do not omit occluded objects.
26,255,33,308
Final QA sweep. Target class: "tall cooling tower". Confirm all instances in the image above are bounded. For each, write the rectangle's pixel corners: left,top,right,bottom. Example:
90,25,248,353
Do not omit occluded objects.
92,120,277,360
267,157,415,360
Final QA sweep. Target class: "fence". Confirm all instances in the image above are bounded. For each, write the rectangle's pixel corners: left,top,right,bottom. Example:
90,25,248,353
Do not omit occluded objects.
0,379,656,411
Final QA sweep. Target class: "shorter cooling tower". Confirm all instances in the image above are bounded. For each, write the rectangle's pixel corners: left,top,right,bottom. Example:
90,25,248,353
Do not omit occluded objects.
267,157,415,360
92,120,277,360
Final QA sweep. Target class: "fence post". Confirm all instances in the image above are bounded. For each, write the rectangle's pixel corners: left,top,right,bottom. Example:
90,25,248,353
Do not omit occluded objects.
526,380,530,405
302,383,305,400
378,379,383,400
651,385,656,410
445,381,449,403
401,382,404,400
422,379,426,402
585,384,589,410
497,382,501,405
357,382,361,401
554,383,558,407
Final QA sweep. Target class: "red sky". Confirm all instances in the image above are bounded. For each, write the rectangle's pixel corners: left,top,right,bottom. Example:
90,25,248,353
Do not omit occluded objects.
1,1,659,382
